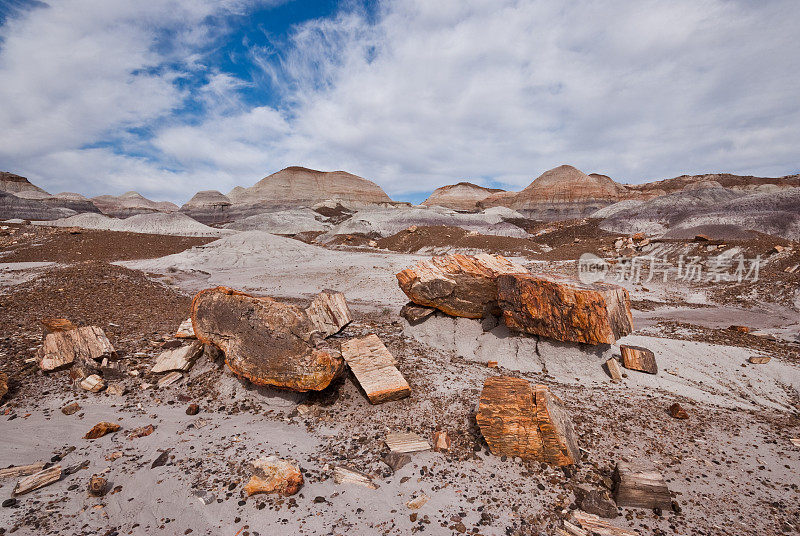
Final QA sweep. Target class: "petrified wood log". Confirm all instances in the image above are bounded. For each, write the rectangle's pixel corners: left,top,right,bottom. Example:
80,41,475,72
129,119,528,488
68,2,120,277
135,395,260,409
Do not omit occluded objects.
400,302,436,324
38,326,115,372
41,318,77,333
151,340,203,373
497,273,633,345
619,345,658,374
84,422,120,439
190,287,344,392
243,456,303,496
476,376,579,466
341,334,410,404
333,466,377,489
385,432,431,454
612,461,672,509
563,511,636,536
396,254,528,318
0,462,46,480
305,290,352,337
13,465,62,495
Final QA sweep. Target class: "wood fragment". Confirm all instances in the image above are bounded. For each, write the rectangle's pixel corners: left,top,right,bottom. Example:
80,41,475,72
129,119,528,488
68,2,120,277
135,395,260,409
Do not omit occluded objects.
41,318,76,333
84,422,120,439
605,358,623,380
79,374,105,392
157,371,183,388
175,318,195,339
620,345,658,374
668,403,689,419
305,290,352,337
567,511,638,536
432,431,451,452
333,466,378,489
748,356,771,364
13,464,62,495
341,334,410,404
613,461,671,509
406,493,430,509
0,462,46,480
88,475,108,497
151,340,203,373
385,431,431,454
38,326,115,371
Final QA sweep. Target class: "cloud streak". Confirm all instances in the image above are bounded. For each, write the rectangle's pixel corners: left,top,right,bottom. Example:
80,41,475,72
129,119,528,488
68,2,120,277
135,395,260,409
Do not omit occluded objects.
0,0,798,203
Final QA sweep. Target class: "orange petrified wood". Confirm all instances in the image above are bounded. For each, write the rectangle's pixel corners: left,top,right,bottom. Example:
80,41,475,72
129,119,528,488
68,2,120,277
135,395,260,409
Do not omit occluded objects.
476,376,579,466
497,273,633,345
190,287,344,392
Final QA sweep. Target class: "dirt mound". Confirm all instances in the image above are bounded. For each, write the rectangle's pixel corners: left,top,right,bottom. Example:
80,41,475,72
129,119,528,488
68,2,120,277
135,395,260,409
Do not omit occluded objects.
91,191,179,217
422,182,504,211
40,212,234,237
179,190,233,224
225,208,332,234
376,226,540,256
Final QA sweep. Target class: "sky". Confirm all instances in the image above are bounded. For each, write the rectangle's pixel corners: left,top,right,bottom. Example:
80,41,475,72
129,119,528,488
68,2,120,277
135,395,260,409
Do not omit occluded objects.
0,0,798,205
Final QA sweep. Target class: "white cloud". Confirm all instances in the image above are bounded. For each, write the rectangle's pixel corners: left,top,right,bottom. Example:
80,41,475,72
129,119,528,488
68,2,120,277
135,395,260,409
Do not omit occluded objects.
0,0,798,203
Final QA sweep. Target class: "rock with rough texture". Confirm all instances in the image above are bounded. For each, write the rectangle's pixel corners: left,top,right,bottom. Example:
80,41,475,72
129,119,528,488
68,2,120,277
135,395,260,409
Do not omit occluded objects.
0,371,7,400
151,340,203,373
564,511,636,536
397,254,528,318
497,273,633,345
41,318,77,333
382,452,411,473
190,287,344,391
38,326,115,371
179,190,232,224
422,182,505,211
88,475,108,497
612,461,672,510
84,422,120,439
476,376,579,466
305,290,352,337
605,358,623,381
576,487,618,519
79,374,105,393
175,318,195,339
385,432,431,454
244,456,303,496
668,403,689,419
620,345,658,374
13,465,62,496
341,334,410,404
400,303,436,324
432,431,451,452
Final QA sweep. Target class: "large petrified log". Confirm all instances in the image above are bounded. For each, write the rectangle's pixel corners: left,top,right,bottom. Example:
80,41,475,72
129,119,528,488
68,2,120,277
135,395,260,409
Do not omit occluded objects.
396,254,528,318
190,287,344,391
497,273,633,345
305,290,352,337
476,376,579,466
13,465,62,495
38,326,115,371
341,334,410,404
612,461,672,509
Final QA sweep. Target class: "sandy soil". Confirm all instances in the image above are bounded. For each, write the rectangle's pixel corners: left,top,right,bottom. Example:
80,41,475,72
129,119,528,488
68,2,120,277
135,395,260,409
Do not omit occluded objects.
1,221,798,536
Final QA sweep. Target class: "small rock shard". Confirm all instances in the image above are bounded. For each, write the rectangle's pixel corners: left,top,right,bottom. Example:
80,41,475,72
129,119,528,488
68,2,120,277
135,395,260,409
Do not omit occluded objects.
400,303,436,324
396,254,528,318
41,318,77,333
127,424,155,439
88,475,107,497
157,371,183,388
105,382,126,396
61,402,80,415
432,431,451,452
0,462,46,480
151,449,171,469
668,403,689,419
175,318,196,339
38,326,115,372
151,340,203,373
385,432,431,454
406,493,430,509
748,356,771,364
305,290,352,337
341,334,411,404
728,325,750,334
476,376,579,466
244,456,303,496
605,358,623,381
191,287,344,392
84,422,121,440
576,488,619,519
186,403,200,415
333,466,378,489
13,465,62,496
193,490,216,505
612,461,672,510
564,511,637,536
382,452,411,473
79,374,105,392
620,345,658,374
497,273,633,345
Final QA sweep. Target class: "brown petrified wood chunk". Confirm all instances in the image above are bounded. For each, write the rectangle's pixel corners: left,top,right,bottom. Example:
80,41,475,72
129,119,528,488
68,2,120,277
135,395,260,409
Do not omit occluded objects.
243,456,303,496
79,374,105,392
620,345,658,374
668,403,689,419
399,302,436,324
748,356,771,364
38,326,116,372
151,340,203,373
612,461,672,510
476,376,579,466
497,273,633,345
84,422,121,439
190,287,344,392
13,465,62,495
341,334,410,404
432,431,451,452
41,318,77,333
605,358,623,381
88,475,108,497
305,290,352,337
396,254,528,318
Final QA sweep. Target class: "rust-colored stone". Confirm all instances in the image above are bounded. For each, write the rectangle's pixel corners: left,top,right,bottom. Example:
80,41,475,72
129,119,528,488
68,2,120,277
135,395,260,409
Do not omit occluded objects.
728,325,750,333
127,424,155,439
668,403,689,419
476,376,579,466
396,254,527,318
432,431,451,452
41,318,77,333
190,287,344,392
88,475,108,497
84,422,121,439
620,345,658,374
243,456,303,496
497,273,633,345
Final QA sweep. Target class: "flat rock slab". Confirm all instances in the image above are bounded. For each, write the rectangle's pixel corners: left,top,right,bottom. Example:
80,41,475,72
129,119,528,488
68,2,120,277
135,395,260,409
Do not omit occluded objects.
476,376,579,466
341,334,410,404
396,254,528,318
305,290,352,337
620,345,658,374
175,318,195,339
0,462,46,480
385,432,431,453
497,273,633,345
605,358,623,380
190,287,344,392
151,340,203,373
333,466,378,489
38,326,115,371
400,302,436,324
613,461,671,510
13,465,61,495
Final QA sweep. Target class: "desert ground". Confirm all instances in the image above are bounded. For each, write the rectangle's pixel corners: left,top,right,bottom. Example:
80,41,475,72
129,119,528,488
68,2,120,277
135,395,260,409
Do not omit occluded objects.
1,207,798,536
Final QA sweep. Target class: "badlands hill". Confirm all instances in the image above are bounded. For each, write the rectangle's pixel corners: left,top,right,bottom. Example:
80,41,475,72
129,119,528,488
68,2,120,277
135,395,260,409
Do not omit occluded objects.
179,190,232,224
480,165,627,219
232,166,393,210
91,191,179,218
627,172,800,198
421,182,504,211
0,171,48,195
